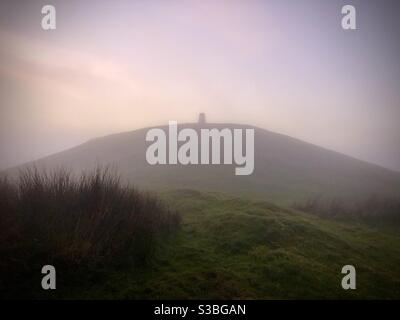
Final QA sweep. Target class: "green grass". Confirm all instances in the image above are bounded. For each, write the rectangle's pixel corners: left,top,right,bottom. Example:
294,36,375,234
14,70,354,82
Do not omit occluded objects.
71,189,400,299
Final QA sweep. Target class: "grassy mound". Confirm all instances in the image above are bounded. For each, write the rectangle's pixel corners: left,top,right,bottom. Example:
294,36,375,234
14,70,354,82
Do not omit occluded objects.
77,189,400,299
0,168,180,299
2,183,399,299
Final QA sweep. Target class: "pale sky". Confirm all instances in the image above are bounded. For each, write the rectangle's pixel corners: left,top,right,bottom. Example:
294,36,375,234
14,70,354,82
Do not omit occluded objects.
1,0,400,171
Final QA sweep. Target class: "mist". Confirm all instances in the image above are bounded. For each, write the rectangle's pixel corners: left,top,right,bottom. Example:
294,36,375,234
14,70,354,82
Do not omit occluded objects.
1,0,400,171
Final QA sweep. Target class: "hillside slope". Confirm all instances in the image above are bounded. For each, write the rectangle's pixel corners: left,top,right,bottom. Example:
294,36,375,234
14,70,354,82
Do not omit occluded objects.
74,190,400,299
4,123,400,203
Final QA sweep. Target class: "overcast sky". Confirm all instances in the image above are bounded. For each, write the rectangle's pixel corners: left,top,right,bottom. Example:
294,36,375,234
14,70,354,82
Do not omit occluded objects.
1,0,400,171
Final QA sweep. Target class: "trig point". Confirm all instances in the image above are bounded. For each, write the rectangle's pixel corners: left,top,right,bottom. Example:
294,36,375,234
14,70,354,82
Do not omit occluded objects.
198,113,206,124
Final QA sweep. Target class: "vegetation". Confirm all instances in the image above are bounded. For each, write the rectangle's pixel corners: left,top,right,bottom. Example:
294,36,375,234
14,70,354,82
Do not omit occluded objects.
6,124,400,204
71,190,400,299
293,195,400,226
0,168,180,299
1,168,400,299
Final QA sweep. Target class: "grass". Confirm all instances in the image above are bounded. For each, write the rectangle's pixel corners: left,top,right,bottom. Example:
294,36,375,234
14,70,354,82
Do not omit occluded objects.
68,189,400,299
1,169,399,299
293,195,400,228
0,167,180,299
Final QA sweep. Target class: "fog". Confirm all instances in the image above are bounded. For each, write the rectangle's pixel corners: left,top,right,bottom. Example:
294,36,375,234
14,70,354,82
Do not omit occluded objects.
1,0,400,171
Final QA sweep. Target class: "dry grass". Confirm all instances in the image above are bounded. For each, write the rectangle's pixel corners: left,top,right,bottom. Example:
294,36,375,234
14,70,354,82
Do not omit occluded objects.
0,166,180,298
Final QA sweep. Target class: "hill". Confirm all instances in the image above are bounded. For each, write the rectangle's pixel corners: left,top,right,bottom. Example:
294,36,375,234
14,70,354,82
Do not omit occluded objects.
72,190,400,299
2,169,399,299
4,123,400,203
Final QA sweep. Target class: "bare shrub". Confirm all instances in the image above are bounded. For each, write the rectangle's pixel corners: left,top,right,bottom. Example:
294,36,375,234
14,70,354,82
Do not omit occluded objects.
0,166,180,298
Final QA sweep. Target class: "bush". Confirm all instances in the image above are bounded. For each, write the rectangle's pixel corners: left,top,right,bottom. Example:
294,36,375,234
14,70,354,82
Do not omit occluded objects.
0,167,180,298
293,194,400,225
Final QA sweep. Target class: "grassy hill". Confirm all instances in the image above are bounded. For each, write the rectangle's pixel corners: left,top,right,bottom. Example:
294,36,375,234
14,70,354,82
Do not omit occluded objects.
70,189,400,300
4,123,400,204
3,123,400,299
